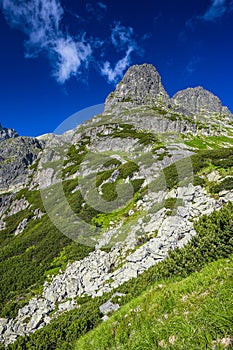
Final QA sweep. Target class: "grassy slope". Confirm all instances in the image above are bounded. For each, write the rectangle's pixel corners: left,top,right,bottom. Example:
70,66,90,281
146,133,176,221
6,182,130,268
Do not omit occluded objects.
75,256,233,350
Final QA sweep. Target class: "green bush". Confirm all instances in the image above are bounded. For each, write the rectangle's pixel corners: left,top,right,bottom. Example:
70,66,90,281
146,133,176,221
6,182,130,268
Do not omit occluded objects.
62,137,90,178
150,147,233,191
210,176,233,193
130,178,145,193
96,169,114,187
101,182,117,202
112,123,159,146
118,161,139,179
0,203,92,318
103,158,121,168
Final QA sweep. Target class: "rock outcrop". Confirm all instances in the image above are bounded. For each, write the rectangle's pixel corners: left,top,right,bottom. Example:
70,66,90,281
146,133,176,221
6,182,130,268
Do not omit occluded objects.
104,63,170,111
172,86,232,117
0,137,43,192
0,123,18,143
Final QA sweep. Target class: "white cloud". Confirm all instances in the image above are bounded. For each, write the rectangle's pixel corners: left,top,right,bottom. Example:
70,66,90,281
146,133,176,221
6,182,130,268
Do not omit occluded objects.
1,0,63,48
111,21,135,50
54,37,92,83
101,22,139,83
0,1,142,86
101,47,133,83
0,0,92,83
200,0,227,21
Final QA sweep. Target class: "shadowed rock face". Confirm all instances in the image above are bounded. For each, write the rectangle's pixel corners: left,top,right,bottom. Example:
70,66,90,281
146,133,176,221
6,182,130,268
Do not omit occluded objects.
172,86,232,117
104,63,170,111
0,137,43,191
0,124,18,143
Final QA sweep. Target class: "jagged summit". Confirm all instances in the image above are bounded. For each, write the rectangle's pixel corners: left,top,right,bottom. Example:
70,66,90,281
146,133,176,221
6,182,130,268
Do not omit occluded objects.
104,63,170,111
104,63,232,120
0,123,18,142
172,86,232,117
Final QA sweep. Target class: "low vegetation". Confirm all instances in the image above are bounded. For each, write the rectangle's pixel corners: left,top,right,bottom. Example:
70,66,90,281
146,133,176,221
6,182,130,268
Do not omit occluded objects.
3,202,232,349
76,257,233,350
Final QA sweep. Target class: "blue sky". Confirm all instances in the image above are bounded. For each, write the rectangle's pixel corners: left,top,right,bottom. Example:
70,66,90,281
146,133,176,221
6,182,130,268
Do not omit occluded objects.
0,0,233,136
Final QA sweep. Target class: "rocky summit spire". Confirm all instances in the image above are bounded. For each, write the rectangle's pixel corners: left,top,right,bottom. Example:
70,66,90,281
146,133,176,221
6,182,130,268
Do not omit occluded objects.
104,63,170,112
0,123,18,142
172,86,232,117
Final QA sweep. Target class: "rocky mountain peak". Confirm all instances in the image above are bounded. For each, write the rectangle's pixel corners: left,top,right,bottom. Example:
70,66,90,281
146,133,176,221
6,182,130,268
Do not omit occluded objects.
172,86,232,117
104,63,170,112
0,123,18,142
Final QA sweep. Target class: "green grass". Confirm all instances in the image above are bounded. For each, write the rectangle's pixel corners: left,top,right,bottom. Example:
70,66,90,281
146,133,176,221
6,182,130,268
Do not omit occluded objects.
184,135,233,150
75,256,233,350
95,123,160,147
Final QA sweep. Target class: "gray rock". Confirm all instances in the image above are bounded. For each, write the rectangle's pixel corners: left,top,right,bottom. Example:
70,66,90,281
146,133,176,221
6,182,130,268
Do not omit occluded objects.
0,318,8,335
0,123,18,143
58,300,77,312
0,137,43,192
172,86,232,117
104,63,170,112
7,198,30,217
14,218,28,236
99,300,120,315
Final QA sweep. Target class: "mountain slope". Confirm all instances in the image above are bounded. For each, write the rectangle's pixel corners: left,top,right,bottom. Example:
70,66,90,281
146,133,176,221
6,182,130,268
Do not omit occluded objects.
0,63,233,348
75,257,233,350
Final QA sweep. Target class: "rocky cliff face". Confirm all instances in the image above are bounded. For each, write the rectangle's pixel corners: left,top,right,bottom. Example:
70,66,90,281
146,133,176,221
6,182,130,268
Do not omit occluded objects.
172,86,232,117
0,137,43,192
104,63,170,112
0,123,18,142
102,64,232,138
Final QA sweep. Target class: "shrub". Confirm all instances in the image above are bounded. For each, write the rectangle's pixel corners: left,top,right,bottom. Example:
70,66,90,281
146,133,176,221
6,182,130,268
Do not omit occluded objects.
130,178,145,193
210,176,233,193
101,182,117,202
164,198,184,210
103,158,121,168
118,161,139,179
96,169,114,187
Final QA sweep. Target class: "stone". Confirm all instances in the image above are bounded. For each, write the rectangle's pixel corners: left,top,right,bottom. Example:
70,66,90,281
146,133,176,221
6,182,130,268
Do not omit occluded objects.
99,300,120,315
58,300,76,312
14,218,28,236
101,315,109,321
0,319,8,335
0,123,18,143
206,170,221,182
